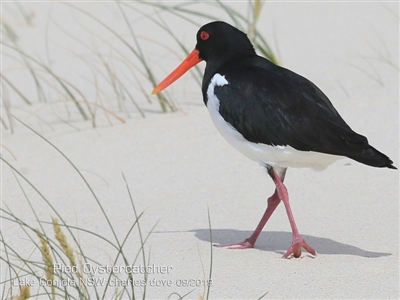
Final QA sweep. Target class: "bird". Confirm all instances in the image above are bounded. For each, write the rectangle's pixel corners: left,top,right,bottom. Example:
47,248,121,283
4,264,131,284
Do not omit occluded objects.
152,21,397,258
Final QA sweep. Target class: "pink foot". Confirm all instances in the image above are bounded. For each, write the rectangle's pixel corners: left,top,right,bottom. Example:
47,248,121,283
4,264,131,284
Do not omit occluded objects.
214,238,254,249
283,235,316,258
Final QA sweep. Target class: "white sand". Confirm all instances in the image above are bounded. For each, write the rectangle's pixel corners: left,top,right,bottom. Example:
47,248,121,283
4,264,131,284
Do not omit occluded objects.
2,2,399,299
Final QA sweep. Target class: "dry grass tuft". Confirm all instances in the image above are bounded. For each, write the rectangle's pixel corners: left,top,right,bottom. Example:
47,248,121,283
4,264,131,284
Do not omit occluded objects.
36,229,55,299
12,285,31,300
52,217,76,268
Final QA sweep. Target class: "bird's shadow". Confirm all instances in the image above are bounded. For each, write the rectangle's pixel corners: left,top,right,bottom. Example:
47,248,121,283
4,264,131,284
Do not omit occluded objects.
159,229,391,258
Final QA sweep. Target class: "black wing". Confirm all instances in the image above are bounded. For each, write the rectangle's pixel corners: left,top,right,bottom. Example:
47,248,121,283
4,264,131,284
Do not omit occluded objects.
213,56,395,169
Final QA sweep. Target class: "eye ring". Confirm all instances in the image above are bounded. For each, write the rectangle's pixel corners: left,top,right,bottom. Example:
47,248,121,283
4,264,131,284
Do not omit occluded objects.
200,31,209,41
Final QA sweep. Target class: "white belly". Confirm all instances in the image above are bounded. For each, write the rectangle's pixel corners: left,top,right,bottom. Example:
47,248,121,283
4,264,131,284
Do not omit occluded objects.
206,74,343,170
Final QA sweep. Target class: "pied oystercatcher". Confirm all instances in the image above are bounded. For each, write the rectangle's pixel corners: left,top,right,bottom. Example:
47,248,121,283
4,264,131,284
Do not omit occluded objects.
152,21,397,258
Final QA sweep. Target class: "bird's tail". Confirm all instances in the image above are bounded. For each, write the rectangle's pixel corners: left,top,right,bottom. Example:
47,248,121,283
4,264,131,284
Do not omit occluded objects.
349,146,397,169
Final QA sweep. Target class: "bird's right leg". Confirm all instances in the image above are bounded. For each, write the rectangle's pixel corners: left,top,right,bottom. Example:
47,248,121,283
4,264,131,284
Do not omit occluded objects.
267,166,316,258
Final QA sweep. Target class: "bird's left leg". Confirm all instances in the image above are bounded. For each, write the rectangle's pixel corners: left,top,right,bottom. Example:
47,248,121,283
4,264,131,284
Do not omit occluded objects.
267,166,316,258
214,167,286,249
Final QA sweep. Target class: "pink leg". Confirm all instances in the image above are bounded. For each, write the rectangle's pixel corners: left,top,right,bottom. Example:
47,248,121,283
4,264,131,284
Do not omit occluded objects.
269,169,316,258
215,189,281,249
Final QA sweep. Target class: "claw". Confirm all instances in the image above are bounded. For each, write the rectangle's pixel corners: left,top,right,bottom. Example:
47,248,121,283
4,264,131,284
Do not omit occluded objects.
283,236,316,258
214,239,254,249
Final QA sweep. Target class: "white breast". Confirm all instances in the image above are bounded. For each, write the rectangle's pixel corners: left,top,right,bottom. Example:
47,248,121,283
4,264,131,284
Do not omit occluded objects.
206,73,343,170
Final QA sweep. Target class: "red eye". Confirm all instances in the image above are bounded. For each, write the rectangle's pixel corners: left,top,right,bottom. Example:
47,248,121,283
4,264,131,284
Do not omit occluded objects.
200,31,209,41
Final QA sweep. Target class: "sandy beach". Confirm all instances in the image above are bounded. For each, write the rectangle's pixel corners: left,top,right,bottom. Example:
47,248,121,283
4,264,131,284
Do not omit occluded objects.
2,2,399,299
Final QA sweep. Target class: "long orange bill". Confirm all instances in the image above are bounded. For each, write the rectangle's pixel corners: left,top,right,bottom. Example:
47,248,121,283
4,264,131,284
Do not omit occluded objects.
152,49,202,94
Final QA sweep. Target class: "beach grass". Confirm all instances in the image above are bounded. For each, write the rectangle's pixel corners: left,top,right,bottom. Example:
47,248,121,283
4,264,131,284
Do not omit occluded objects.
1,0,279,133
0,119,216,299
1,124,149,299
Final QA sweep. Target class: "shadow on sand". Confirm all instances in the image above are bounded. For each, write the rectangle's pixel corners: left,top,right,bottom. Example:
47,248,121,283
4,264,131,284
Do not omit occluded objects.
181,229,392,258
